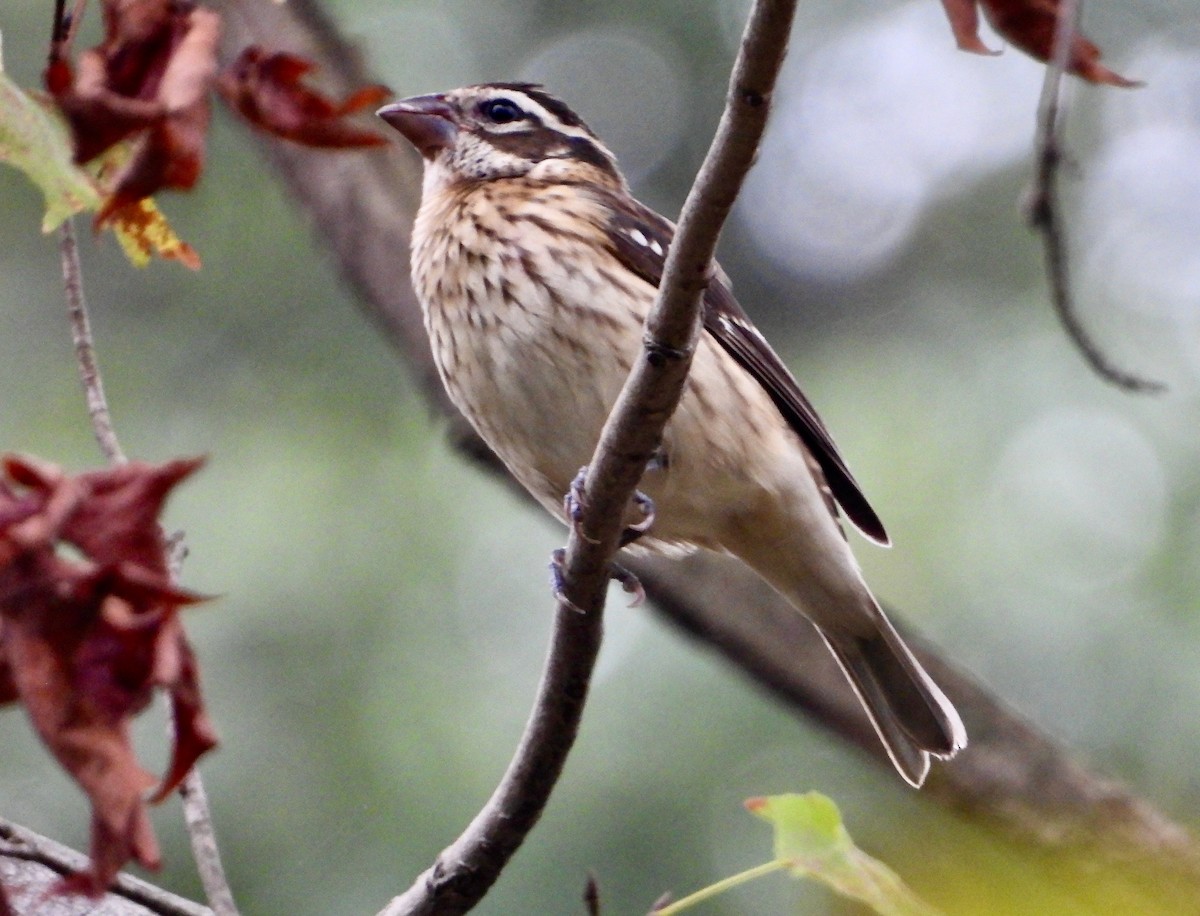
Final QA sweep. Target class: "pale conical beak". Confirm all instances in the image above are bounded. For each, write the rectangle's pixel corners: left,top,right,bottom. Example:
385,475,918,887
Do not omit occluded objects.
377,95,458,158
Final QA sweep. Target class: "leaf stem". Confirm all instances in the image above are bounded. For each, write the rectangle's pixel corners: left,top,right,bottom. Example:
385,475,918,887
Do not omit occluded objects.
653,860,786,914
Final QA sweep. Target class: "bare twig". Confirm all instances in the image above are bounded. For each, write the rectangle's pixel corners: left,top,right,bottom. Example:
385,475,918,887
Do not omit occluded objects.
58,207,236,916
1027,0,1164,393
49,0,68,54
46,0,87,70
379,3,796,914
0,818,212,916
59,220,127,465
178,773,239,916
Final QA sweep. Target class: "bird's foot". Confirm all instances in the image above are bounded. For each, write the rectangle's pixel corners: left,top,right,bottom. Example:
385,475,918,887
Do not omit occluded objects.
549,548,645,610
563,465,657,548
564,466,591,533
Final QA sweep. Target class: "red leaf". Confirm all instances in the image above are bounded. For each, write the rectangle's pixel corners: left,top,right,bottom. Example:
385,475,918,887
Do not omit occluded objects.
49,0,221,212
939,0,1003,55
0,455,216,895
941,0,1141,86
149,622,219,802
216,46,391,148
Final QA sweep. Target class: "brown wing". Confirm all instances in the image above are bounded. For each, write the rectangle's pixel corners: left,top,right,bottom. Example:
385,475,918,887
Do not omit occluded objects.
597,191,889,545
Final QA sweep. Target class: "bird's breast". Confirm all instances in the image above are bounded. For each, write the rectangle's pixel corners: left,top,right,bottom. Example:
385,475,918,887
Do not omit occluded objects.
410,182,648,508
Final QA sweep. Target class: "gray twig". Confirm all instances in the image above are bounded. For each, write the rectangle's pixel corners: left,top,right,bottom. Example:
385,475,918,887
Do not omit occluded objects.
57,212,237,914
0,818,212,916
1027,0,1164,393
59,219,127,464
178,772,239,916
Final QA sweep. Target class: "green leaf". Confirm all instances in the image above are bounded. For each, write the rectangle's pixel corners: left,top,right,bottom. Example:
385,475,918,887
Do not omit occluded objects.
0,32,100,231
747,792,940,916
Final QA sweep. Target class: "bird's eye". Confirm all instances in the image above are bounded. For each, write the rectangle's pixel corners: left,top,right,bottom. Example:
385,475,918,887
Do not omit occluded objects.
481,98,525,124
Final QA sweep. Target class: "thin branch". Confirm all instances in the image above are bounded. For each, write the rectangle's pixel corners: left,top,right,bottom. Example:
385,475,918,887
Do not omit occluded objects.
49,0,68,51
558,0,796,575
58,211,236,913
46,0,87,71
0,818,212,916
178,772,239,916
59,219,127,465
1027,0,1164,394
378,588,605,916
379,2,796,913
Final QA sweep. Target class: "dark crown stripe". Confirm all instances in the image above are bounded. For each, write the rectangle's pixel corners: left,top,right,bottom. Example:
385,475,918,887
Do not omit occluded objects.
481,82,589,130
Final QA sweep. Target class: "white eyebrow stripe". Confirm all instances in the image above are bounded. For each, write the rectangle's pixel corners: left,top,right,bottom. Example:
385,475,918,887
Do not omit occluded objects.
475,89,595,141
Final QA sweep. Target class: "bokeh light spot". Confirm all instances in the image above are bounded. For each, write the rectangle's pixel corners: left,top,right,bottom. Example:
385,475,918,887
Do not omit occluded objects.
987,408,1166,591
741,1,1040,282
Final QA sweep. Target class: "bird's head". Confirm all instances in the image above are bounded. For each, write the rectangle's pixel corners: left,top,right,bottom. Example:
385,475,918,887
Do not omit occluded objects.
377,83,625,190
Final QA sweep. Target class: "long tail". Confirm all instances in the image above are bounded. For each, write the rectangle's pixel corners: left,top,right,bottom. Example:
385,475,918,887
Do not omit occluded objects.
820,613,967,788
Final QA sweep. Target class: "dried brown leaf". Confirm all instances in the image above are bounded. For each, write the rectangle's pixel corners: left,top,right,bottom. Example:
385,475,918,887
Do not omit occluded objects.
216,46,390,148
0,455,215,895
49,0,221,215
941,0,1141,86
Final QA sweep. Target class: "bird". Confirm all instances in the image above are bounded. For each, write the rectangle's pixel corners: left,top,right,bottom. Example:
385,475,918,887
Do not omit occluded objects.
377,83,966,787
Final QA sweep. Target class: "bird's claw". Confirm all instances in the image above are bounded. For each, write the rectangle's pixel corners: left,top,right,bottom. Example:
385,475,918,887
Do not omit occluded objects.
619,490,656,548
549,547,586,613
564,465,657,548
548,548,645,610
608,561,646,606
564,466,590,529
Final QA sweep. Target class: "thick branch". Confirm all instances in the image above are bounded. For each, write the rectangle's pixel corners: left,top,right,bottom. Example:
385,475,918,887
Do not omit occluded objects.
218,0,1200,905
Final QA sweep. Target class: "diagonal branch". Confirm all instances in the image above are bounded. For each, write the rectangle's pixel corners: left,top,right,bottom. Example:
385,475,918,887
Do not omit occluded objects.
378,3,797,913
1026,0,1164,394
57,225,237,913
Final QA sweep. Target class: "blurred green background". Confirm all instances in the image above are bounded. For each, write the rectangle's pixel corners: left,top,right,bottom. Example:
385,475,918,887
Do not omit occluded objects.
3,0,1200,913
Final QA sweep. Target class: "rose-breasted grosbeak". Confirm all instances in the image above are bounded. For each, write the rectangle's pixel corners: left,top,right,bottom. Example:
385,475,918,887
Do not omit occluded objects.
378,83,966,787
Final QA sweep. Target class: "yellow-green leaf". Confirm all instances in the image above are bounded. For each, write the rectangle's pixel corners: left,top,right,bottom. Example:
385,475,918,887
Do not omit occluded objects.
747,793,939,916
0,34,100,231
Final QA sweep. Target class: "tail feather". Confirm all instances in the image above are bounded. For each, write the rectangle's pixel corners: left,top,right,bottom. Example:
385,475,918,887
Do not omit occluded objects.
821,616,966,788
